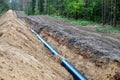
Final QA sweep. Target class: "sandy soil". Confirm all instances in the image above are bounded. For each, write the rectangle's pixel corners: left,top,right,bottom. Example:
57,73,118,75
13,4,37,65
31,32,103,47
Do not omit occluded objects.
0,10,71,80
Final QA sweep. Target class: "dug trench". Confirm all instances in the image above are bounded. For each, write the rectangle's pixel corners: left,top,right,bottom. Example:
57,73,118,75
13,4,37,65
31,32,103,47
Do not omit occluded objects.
16,11,120,80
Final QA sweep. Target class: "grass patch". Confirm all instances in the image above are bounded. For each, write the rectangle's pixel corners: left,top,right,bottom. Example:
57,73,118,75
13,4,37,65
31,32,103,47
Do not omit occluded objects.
53,16,63,19
51,15,96,26
96,26,120,33
0,14,2,16
68,20,96,26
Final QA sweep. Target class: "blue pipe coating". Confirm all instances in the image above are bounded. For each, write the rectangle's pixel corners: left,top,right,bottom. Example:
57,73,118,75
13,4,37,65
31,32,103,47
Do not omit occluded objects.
61,60,87,80
30,28,61,56
29,28,87,80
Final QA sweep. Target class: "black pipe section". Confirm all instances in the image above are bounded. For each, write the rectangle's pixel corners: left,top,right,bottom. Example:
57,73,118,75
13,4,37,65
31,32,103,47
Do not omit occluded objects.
29,28,87,80
61,60,87,80
30,27,61,56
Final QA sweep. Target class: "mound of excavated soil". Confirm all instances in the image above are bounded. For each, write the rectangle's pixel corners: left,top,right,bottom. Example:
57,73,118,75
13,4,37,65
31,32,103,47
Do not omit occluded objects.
18,11,120,80
0,10,71,80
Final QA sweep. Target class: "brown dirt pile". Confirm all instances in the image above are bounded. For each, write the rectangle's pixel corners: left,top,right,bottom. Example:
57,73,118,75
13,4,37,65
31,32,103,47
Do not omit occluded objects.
0,10,70,80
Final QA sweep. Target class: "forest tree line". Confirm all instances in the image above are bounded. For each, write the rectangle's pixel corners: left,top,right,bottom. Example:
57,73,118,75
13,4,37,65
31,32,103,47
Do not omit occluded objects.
23,0,120,27
1,0,120,27
0,0,9,14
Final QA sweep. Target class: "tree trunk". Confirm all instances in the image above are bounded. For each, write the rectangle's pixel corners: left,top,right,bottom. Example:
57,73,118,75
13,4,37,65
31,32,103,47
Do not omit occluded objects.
43,0,47,14
47,0,50,14
102,0,106,25
110,0,113,26
85,0,90,7
113,0,117,27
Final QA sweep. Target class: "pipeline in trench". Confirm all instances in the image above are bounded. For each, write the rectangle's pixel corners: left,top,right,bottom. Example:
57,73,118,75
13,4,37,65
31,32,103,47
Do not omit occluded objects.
29,27,87,80
15,11,120,79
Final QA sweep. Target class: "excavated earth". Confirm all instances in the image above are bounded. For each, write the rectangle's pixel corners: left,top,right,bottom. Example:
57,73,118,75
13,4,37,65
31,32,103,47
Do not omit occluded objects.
16,11,120,80
0,10,71,80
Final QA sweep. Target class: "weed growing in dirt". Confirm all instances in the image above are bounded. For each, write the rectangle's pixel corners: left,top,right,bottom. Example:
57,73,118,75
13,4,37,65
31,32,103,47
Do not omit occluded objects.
96,26,120,33
68,20,96,26
52,15,96,26
53,16,63,19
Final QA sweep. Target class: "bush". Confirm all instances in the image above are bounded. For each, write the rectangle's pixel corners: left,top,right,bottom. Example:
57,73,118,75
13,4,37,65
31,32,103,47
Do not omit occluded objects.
96,26,120,33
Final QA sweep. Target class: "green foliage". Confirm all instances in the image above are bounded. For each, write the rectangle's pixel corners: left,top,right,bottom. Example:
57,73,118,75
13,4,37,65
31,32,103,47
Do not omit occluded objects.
52,15,96,26
96,26,120,33
24,4,32,15
34,0,40,15
69,20,96,26
24,0,36,15
24,0,102,21
65,0,85,19
10,0,20,10
43,0,48,14
0,0,9,14
84,0,101,20
53,16,63,19
49,2,56,14
23,0,120,27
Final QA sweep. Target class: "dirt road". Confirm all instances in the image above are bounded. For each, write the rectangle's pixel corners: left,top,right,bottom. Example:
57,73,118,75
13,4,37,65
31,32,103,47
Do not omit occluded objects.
0,10,70,80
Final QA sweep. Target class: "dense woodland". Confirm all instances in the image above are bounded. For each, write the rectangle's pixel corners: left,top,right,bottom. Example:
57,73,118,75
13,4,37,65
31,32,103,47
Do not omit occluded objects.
0,0,120,27
0,0,9,14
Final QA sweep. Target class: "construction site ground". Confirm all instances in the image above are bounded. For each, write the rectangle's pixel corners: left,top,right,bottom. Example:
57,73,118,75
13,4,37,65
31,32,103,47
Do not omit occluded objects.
0,10,120,80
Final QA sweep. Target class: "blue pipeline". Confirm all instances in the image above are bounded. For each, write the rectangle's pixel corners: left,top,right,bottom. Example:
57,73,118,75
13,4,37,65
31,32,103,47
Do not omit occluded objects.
29,28,87,80
30,28,61,56
61,60,87,80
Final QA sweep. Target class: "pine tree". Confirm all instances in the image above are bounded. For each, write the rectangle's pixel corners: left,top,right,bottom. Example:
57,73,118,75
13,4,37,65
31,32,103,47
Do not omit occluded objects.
34,0,40,15
102,0,106,25
113,0,117,27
